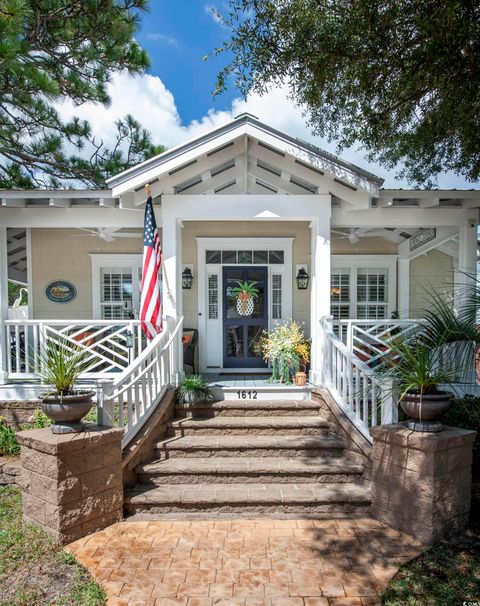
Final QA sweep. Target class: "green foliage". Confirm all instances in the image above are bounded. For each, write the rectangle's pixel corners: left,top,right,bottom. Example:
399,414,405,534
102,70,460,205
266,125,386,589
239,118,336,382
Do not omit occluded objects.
215,1,480,185
28,408,51,429
377,337,460,401
231,280,259,299
0,0,165,188
175,374,214,404
0,416,20,456
39,338,97,395
261,320,308,383
0,486,106,605
8,281,27,306
443,395,480,470
383,521,480,605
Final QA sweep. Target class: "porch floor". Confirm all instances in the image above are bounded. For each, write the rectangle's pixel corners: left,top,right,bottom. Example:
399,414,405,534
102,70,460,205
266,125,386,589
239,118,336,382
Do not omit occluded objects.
203,373,274,389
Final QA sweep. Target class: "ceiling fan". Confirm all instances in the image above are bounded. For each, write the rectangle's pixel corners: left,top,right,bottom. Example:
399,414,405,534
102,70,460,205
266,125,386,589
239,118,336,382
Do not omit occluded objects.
331,228,362,244
70,228,142,242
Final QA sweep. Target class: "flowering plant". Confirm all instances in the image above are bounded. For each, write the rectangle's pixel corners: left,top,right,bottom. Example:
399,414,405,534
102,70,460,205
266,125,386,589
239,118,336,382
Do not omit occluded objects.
261,320,310,383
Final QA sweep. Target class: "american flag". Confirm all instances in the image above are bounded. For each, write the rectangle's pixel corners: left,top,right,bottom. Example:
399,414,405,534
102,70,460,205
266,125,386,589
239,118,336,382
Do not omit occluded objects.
140,196,163,339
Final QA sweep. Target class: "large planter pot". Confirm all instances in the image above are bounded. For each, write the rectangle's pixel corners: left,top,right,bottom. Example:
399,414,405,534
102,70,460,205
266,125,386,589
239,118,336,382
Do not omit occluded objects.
400,391,452,432
41,391,95,434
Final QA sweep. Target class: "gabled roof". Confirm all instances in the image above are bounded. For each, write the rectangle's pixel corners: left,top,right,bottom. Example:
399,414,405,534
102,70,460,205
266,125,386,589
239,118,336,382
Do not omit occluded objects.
106,113,384,198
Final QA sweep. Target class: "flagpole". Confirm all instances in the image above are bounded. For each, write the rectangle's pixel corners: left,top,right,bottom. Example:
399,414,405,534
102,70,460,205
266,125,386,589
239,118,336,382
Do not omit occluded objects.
145,184,173,298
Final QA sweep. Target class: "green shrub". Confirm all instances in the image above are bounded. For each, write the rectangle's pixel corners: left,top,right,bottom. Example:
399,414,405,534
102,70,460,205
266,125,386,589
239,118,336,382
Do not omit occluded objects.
443,395,480,471
0,417,20,457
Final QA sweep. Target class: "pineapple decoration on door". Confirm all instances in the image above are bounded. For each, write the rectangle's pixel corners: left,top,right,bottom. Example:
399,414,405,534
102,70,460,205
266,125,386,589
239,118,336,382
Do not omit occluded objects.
231,281,259,316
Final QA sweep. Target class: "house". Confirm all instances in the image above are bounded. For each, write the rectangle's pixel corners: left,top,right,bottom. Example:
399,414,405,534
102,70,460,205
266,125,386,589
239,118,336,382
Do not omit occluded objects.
0,113,478,440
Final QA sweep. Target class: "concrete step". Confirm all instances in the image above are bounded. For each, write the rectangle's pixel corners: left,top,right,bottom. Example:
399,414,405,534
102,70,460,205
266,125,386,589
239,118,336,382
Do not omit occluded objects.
168,416,330,436
175,399,323,417
211,384,312,401
155,434,346,459
136,456,365,485
124,482,371,515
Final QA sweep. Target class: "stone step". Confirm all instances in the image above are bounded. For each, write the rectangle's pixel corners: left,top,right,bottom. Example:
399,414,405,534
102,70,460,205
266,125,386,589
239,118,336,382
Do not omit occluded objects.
168,416,330,436
155,434,345,459
176,399,323,417
124,482,371,515
136,456,365,485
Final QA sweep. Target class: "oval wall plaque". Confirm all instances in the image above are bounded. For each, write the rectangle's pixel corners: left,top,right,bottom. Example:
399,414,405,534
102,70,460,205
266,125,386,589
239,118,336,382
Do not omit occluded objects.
46,280,77,303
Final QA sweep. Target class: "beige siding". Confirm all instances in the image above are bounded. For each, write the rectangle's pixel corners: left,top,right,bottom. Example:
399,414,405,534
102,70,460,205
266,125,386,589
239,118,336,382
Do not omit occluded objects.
332,236,398,255
409,250,454,317
181,221,312,335
31,228,142,319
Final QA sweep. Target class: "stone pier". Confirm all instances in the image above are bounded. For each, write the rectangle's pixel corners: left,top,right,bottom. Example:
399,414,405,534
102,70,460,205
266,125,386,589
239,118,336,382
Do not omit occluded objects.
371,423,476,544
17,425,123,545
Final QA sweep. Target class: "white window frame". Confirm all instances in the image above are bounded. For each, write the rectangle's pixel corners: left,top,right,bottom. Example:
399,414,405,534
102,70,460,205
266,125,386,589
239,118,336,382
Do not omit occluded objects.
331,255,397,319
197,237,294,371
90,254,142,320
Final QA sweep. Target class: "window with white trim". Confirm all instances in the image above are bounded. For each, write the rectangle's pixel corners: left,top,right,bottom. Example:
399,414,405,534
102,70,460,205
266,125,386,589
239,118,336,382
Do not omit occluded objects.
208,274,219,320
330,256,396,322
272,274,282,320
330,269,351,321
356,268,388,319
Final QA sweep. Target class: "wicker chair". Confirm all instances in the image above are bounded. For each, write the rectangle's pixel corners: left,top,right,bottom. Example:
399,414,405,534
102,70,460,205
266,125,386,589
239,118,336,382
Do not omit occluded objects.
183,328,198,374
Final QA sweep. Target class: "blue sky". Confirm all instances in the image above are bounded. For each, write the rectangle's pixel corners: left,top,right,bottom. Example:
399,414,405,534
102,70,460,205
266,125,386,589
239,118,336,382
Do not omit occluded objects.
136,2,236,122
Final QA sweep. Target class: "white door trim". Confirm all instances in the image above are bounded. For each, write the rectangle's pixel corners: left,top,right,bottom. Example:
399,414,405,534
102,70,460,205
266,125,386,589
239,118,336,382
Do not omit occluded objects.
197,237,294,372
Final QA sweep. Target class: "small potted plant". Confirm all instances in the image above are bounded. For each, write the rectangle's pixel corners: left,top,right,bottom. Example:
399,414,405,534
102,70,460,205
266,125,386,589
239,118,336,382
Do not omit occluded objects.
175,374,214,405
39,339,97,434
378,337,458,432
231,280,259,316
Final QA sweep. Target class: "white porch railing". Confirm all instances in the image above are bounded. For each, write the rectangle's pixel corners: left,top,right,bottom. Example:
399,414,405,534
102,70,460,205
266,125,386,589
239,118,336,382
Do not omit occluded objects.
320,317,397,442
339,318,427,367
97,316,184,447
5,319,146,379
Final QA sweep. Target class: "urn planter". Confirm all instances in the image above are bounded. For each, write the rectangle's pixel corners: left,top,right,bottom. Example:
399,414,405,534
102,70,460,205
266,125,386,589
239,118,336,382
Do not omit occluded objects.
400,391,452,432
41,391,95,434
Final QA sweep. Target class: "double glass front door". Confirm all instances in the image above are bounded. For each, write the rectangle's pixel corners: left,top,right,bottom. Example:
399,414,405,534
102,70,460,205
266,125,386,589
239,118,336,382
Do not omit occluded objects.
223,266,268,368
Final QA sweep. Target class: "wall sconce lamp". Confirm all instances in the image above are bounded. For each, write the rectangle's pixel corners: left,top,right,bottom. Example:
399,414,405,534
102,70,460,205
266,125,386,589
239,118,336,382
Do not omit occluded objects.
296,265,310,290
182,265,194,289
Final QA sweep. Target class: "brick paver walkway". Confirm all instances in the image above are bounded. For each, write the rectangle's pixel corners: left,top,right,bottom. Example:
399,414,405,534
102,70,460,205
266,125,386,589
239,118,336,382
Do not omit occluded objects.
66,517,426,606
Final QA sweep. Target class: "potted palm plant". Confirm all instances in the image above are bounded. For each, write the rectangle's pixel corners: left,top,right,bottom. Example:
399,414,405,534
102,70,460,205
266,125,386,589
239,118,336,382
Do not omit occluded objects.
39,338,97,434
378,336,458,432
175,374,214,404
231,280,259,316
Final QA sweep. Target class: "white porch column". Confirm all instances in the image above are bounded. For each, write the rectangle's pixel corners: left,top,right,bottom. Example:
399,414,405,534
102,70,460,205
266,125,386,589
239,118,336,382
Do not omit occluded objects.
0,225,9,383
397,257,410,318
310,215,331,386
161,205,183,378
458,219,478,282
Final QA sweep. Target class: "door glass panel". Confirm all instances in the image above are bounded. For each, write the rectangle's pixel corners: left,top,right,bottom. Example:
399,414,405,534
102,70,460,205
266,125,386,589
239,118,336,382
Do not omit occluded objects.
225,269,243,319
248,325,264,357
247,268,266,319
226,325,243,357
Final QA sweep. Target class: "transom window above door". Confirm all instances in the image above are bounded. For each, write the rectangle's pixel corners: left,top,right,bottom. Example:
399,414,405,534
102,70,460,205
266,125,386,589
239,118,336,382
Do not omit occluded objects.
206,250,284,264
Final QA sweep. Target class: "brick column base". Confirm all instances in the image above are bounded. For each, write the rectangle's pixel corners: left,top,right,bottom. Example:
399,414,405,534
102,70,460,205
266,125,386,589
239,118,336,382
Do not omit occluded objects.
17,425,124,545
370,423,476,544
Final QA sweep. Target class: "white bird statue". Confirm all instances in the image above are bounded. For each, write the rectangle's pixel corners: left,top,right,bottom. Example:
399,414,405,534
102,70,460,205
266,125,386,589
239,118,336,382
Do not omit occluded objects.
12,287,28,319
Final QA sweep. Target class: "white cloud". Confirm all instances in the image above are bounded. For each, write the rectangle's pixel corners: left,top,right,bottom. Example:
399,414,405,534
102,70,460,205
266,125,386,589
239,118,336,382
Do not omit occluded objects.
57,71,474,189
146,33,179,48
205,4,223,25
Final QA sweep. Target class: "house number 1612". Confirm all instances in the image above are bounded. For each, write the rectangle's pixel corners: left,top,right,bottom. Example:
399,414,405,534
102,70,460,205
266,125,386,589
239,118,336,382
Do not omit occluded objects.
236,390,258,399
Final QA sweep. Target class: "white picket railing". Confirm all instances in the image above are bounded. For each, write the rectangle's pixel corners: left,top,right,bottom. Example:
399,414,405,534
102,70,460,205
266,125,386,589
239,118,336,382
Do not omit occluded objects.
339,318,427,367
320,317,397,442
96,316,184,447
4,319,146,379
